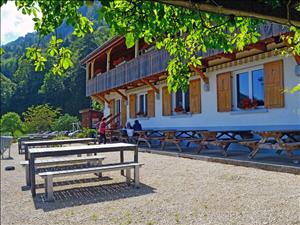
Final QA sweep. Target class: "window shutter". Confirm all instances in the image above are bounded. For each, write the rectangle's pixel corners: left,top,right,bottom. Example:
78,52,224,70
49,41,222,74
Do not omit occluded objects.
189,79,201,113
264,60,284,108
217,72,232,112
162,86,172,116
129,94,136,118
121,98,127,127
147,90,155,117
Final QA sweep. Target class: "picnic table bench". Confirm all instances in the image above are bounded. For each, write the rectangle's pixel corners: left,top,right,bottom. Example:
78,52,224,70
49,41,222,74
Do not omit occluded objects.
39,162,143,201
20,155,106,186
23,138,97,160
28,143,139,198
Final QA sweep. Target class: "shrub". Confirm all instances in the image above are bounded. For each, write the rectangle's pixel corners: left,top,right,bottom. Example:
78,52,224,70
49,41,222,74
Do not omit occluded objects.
52,114,79,131
0,112,23,137
23,104,60,132
76,128,96,138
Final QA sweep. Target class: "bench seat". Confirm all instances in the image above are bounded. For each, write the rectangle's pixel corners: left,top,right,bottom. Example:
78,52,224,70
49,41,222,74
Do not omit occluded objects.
38,162,143,201
20,155,105,186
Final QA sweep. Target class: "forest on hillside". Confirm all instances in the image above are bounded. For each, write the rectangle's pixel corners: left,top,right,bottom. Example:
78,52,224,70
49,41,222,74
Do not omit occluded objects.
0,3,110,117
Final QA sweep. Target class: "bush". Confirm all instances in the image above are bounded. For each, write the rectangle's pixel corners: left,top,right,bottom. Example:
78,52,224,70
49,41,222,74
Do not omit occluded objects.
23,104,60,132
76,128,96,138
0,112,23,137
52,114,79,131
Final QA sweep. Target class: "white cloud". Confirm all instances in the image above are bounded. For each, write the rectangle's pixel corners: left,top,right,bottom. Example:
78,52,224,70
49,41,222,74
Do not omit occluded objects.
1,1,37,45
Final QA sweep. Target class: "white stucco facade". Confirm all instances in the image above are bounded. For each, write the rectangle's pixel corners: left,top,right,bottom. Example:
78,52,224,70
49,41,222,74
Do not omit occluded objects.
103,54,300,130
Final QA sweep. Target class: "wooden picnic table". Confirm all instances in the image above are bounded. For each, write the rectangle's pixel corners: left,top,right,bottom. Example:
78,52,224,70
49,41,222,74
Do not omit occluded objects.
136,130,165,148
105,129,121,143
28,143,138,197
23,138,97,160
248,130,300,159
18,135,55,154
160,129,207,152
188,130,255,156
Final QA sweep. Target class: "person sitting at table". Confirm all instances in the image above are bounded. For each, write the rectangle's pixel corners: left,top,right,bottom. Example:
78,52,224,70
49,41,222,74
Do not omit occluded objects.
133,120,142,131
126,122,132,129
98,117,107,144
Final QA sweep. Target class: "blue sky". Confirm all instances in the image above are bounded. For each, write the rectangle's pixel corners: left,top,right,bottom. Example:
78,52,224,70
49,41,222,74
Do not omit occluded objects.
1,1,36,45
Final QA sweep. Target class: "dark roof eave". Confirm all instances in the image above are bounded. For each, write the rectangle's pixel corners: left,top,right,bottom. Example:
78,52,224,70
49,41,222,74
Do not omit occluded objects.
80,36,124,65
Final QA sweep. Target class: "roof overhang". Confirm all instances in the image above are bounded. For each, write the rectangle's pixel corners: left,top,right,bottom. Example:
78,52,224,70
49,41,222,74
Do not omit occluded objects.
80,36,125,65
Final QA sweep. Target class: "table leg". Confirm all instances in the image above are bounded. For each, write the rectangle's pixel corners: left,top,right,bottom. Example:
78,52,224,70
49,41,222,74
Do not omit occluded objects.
134,146,138,163
25,145,29,160
120,150,124,176
248,138,266,159
18,139,21,154
30,156,36,197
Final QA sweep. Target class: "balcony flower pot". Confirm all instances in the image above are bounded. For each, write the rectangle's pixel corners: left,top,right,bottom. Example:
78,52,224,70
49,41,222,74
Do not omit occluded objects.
240,98,258,110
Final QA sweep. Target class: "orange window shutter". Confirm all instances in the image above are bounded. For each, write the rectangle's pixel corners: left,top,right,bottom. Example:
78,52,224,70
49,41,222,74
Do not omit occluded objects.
129,94,136,118
162,86,171,116
189,79,201,113
121,98,127,127
147,90,155,117
216,72,232,112
264,60,284,108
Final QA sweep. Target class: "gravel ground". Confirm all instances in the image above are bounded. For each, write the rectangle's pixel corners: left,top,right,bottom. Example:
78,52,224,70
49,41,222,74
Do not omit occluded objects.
1,143,300,225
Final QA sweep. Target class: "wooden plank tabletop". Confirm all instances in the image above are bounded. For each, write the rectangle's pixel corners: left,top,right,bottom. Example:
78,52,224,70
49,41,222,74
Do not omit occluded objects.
29,143,137,153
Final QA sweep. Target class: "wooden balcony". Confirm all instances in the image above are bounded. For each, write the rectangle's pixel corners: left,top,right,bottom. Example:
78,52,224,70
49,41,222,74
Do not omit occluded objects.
86,23,288,97
86,48,170,96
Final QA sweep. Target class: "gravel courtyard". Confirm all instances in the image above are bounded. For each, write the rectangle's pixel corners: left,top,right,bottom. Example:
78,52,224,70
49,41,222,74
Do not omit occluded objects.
1,143,300,225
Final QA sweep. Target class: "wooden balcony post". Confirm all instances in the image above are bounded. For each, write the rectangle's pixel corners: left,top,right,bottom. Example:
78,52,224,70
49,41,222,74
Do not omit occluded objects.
135,40,139,58
106,48,112,71
91,59,95,78
86,62,90,81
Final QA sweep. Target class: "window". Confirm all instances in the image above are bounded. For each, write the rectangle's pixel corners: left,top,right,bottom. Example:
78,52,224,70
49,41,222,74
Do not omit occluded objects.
137,93,148,116
234,67,264,109
173,88,190,112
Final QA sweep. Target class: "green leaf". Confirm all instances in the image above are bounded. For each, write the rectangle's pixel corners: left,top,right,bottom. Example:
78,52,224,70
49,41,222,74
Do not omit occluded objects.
125,32,135,48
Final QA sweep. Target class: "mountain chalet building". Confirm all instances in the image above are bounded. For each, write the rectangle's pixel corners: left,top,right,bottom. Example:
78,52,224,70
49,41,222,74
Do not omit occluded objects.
80,23,300,130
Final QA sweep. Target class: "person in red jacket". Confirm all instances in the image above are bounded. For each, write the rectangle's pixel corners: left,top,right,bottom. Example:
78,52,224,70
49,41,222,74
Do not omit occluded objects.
98,117,107,144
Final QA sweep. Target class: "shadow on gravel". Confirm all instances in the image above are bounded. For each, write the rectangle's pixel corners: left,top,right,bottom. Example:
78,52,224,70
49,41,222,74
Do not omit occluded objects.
33,182,155,212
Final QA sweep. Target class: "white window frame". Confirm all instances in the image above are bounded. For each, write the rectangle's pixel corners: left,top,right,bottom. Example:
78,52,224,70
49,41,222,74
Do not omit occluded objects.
137,92,148,116
232,65,264,110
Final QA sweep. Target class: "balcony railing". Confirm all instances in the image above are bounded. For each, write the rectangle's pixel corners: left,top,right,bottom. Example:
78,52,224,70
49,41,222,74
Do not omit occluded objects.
86,48,170,96
86,23,288,97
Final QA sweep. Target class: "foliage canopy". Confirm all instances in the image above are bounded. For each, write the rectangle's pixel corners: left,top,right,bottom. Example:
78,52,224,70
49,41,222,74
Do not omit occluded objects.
51,114,79,131
22,104,60,132
0,112,23,136
0,0,299,91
